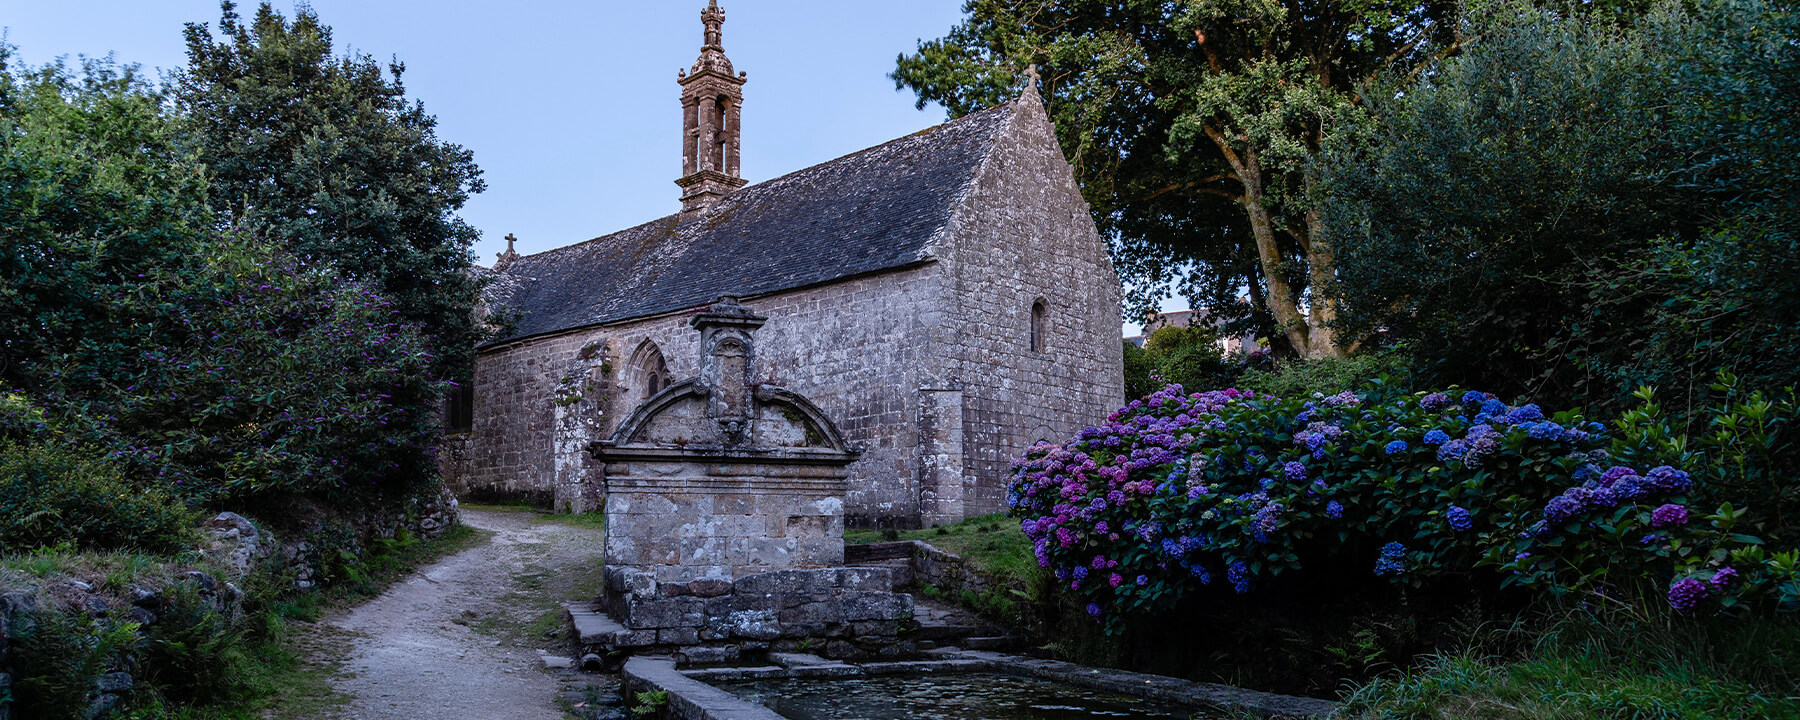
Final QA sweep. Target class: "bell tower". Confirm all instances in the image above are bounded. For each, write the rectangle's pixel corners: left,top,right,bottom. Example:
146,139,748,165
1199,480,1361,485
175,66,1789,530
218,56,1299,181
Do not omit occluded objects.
677,0,748,216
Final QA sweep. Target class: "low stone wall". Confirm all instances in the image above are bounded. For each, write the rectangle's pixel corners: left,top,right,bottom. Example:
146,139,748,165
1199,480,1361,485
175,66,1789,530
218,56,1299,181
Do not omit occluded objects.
595,566,913,662
844,540,1013,597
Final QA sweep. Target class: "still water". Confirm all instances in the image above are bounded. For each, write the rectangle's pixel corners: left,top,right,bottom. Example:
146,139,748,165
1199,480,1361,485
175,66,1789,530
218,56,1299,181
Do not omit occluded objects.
717,672,1219,720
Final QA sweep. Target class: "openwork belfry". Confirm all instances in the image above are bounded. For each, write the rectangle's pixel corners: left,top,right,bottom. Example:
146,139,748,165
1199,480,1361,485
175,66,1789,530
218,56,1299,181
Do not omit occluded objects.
590,297,861,579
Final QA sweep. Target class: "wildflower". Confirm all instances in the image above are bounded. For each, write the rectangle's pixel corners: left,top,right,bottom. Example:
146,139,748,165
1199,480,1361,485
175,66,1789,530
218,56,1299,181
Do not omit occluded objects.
1384,440,1409,455
1650,503,1689,527
1326,501,1344,519
1446,506,1473,532
1668,578,1709,613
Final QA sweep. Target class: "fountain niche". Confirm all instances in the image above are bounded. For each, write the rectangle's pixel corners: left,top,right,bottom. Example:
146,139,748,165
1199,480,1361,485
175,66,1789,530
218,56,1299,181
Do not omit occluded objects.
582,297,913,664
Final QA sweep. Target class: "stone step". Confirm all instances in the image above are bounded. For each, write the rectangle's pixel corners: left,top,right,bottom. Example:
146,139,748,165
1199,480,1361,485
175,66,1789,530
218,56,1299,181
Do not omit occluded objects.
564,602,624,648
962,636,1017,651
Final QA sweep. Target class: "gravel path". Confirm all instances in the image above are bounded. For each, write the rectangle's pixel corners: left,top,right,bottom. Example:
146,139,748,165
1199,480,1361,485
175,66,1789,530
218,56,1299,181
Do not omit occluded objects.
325,507,608,720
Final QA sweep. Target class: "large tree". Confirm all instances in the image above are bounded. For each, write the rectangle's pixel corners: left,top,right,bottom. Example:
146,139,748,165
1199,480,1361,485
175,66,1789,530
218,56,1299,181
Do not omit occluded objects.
894,0,1457,357
173,1,486,379
1320,0,1800,411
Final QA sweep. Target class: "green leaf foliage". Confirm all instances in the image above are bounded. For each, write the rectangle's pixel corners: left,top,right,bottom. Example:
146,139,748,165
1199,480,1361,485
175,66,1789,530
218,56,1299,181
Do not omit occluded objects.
173,1,487,381
1322,0,1800,416
895,0,1458,356
0,440,196,554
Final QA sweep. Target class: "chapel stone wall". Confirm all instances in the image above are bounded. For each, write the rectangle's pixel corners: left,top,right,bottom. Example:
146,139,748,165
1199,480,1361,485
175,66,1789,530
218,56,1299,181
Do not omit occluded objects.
449,264,955,526
934,91,1126,522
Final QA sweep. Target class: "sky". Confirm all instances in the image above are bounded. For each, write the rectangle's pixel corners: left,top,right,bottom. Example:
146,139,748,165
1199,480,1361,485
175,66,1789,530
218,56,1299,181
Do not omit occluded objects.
2,0,1182,334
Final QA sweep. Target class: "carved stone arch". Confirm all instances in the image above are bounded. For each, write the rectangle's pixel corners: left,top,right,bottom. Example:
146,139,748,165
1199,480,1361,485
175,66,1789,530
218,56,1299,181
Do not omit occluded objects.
624,338,672,408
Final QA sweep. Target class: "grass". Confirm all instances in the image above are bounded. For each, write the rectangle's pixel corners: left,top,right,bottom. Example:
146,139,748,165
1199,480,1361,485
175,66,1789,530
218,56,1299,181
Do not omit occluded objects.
844,513,1035,580
1339,610,1800,720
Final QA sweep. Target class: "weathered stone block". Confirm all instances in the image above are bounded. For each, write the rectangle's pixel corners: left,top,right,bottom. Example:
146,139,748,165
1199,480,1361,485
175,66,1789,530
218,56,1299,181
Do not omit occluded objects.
721,609,781,640
658,582,690,598
841,592,906,622
778,601,842,626
614,629,659,647
851,619,899,637
623,599,683,629
93,672,133,693
658,627,700,645
837,567,893,592
677,645,740,666
687,578,733,597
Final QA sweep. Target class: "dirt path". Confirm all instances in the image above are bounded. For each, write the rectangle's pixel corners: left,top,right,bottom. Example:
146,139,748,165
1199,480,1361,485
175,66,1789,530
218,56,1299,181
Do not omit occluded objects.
324,507,610,720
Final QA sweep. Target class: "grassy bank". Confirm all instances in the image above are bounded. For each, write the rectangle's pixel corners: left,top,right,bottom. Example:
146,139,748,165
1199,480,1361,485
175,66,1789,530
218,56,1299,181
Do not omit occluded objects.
1340,611,1800,719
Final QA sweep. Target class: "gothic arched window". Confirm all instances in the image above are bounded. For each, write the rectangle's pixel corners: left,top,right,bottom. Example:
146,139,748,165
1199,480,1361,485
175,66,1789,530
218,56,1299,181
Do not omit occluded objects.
626,339,671,407
1030,299,1049,354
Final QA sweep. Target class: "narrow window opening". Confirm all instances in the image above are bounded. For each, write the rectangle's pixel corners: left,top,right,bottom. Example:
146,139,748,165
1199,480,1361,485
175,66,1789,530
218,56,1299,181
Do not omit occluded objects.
1031,300,1049,353
445,379,474,433
628,340,672,407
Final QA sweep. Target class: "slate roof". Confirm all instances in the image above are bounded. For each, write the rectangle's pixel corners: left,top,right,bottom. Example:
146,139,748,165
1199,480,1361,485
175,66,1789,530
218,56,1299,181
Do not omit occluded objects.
484,101,1018,343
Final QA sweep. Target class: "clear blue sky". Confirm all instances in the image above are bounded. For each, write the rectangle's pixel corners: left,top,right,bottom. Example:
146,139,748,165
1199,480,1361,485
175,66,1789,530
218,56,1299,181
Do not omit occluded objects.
2,0,1180,334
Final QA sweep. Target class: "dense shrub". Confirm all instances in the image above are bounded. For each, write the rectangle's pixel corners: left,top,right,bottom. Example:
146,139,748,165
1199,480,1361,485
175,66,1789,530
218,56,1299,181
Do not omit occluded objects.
1010,384,1800,629
1237,351,1413,399
1123,326,1242,400
0,441,195,553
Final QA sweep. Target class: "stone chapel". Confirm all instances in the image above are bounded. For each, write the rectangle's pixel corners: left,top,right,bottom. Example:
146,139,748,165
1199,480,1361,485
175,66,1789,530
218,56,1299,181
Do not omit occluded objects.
439,1,1124,528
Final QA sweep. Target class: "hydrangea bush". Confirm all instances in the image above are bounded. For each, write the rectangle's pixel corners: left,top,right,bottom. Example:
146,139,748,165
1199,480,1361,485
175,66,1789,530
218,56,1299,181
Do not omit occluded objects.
1011,384,1800,628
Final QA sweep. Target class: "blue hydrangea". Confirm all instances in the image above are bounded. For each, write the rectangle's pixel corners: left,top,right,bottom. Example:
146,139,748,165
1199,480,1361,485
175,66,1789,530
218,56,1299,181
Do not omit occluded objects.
1461,391,1488,406
1505,404,1545,423
1228,560,1252,593
1446,505,1473,532
1190,565,1212,584
1423,429,1450,445
1073,566,1089,581
1480,398,1509,417
1259,477,1276,490
1374,542,1408,576
1420,392,1451,411
1384,440,1410,455
1326,500,1344,519
1283,461,1307,482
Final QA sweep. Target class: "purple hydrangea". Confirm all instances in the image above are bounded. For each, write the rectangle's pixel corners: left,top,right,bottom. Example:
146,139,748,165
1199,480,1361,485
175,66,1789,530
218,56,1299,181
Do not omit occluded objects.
1283,461,1307,482
1326,500,1344,519
1650,503,1689,527
1384,440,1410,455
1136,575,1149,586
1446,506,1473,532
1544,494,1584,523
1643,466,1693,494
1710,567,1739,588
1668,577,1709,612
1421,392,1451,411
1086,602,1103,618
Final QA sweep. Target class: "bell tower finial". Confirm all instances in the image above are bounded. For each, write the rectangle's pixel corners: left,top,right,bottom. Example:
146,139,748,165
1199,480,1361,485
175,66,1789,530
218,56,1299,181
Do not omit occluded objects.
677,1,748,217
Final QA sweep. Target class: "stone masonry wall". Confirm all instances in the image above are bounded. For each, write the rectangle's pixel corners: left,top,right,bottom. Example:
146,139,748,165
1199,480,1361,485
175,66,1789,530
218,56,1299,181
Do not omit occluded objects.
452,264,955,525
935,89,1126,520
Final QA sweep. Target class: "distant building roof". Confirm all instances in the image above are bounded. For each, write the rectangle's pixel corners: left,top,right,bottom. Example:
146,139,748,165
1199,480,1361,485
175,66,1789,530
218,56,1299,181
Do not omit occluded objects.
483,102,1018,343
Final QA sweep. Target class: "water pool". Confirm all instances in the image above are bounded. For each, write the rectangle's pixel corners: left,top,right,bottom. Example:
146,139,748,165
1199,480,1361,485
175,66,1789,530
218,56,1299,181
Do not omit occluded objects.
716,671,1219,720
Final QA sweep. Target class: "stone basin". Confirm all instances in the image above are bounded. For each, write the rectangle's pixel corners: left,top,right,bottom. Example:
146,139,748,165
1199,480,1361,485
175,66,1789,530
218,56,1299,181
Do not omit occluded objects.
622,648,1338,720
